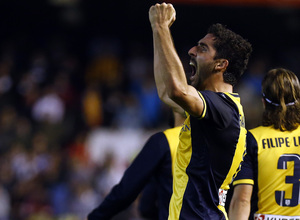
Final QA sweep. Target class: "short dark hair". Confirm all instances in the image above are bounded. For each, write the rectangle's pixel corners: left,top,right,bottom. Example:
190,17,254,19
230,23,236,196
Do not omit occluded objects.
262,68,300,131
208,23,252,86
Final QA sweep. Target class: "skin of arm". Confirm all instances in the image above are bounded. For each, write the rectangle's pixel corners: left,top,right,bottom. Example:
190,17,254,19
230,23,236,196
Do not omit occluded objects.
228,184,253,220
149,3,204,117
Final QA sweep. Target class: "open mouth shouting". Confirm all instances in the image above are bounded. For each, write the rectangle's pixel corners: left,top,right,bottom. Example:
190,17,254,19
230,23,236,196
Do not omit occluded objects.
189,60,197,81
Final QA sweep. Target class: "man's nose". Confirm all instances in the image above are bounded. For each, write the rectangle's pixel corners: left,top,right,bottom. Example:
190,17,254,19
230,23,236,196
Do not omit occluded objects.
188,46,196,57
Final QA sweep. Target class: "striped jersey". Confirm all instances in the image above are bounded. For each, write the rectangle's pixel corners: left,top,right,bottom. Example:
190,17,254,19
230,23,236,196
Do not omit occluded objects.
233,125,300,217
168,90,247,220
88,126,181,220
139,126,181,219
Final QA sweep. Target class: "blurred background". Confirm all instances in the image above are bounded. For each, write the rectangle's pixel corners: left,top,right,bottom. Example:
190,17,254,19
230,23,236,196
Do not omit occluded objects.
0,0,299,219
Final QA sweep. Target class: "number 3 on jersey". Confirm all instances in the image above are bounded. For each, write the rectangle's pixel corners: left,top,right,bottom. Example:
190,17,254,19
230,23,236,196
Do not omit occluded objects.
275,154,300,207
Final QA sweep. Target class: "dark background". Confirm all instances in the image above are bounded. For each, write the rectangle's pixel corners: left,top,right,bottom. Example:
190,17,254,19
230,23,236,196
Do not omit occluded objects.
1,0,300,69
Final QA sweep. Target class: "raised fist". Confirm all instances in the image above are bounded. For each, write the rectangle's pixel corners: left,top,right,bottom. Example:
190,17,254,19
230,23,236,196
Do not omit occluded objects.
149,3,176,29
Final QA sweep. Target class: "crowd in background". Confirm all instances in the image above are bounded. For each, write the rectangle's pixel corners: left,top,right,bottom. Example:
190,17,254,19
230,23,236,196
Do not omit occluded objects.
0,36,169,220
0,34,299,220
0,1,300,220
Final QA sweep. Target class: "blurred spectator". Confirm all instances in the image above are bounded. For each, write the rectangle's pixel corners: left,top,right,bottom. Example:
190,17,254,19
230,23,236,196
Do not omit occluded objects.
29,51,48,85
85,38,122,88
17,72,41,115
82,84,103,128
53,71,77,110
112,93,143,129
137,73,162,129
69,180,99,219
0,61,13,96
67,131,89,166
32,85,65,124
235,56,269,129
0,185,10,220
14,116,33,149
0,106,18,153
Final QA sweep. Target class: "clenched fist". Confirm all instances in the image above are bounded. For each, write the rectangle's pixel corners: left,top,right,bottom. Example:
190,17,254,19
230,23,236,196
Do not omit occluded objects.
149,3,176,29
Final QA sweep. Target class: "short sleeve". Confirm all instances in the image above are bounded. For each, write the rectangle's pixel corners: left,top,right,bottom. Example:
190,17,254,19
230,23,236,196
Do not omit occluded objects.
233,131,258,186
199,91,235,129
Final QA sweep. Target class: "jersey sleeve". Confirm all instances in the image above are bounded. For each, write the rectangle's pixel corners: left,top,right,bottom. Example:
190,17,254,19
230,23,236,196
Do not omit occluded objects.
198,91,234,129
233,131,258,186
87,132,169,220
138,177,159,219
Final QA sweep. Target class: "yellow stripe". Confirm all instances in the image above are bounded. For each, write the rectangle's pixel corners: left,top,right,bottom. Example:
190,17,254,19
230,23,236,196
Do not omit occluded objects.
163,126,181,175
197,91,207,118
183,92,207,119
233,179,254,186
220,93,247,190
168,115,192,220
217,93,246,218
218,205,229,220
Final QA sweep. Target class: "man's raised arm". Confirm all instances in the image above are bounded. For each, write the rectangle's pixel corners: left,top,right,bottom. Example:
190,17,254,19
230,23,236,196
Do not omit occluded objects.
149,3,203,117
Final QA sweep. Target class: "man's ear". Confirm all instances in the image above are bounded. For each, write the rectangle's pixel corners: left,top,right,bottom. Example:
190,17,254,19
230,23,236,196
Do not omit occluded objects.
215,59,229,71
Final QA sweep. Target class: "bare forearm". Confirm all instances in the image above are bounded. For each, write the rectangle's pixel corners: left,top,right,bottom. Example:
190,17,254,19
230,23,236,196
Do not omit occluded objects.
229,184,252,220
152,25,187,100
228,199,250,220
152,26,169,101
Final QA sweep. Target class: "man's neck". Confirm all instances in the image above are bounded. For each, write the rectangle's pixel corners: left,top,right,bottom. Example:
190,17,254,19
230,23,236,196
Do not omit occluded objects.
203,82,233,93
200,72,233,93
173,111,186,127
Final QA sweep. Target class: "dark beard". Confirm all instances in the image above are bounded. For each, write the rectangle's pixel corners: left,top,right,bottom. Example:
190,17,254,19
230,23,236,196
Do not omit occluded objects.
192,63,214,90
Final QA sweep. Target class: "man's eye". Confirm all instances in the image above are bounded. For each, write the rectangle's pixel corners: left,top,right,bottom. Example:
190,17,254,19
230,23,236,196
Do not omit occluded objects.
201,46,207,52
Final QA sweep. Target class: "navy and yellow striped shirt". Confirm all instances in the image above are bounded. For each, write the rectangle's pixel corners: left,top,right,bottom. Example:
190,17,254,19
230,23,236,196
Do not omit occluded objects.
169,90,246,220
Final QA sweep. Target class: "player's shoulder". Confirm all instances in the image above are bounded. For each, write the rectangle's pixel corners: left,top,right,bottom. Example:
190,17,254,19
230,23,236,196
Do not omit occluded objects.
200,90,239,98
199,90,223,98
144,131,170,154
198,90,237,109
249,125,273,138
249,125,268,132
149,131,166,141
